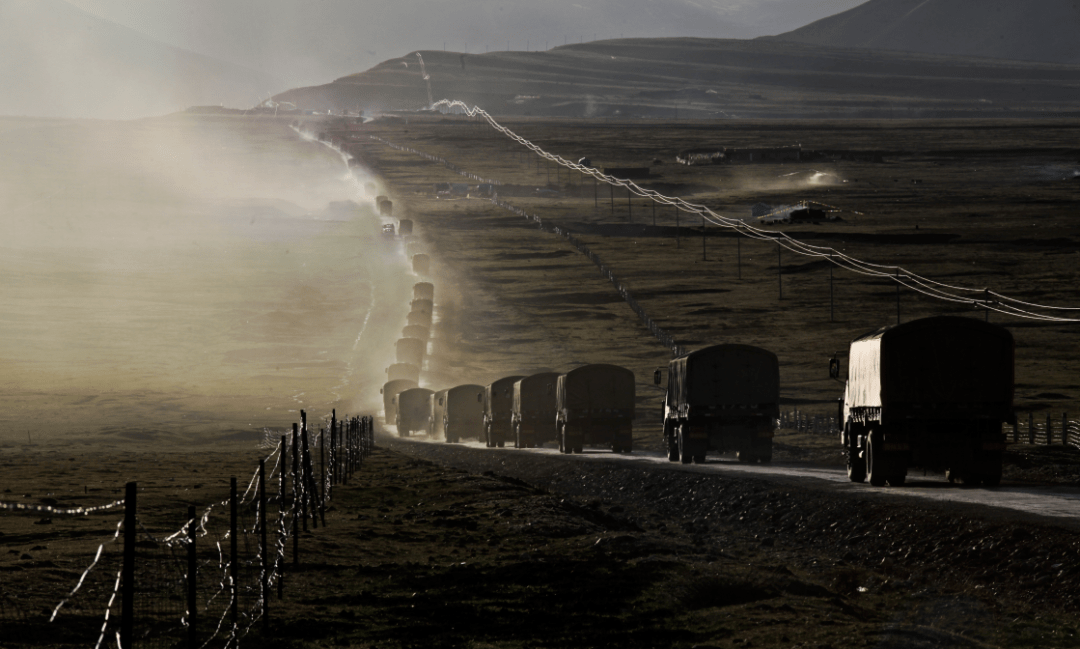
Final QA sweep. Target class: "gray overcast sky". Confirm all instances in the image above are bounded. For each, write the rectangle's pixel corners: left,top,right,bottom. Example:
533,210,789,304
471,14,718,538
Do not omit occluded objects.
63,0,868,88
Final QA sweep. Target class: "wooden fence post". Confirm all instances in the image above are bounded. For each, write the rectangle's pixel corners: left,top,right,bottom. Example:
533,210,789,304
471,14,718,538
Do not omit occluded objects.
277,437,285,599
259,459,268,631
292,423,300,563
120,481,136,649
187,505,197,649
230,477,238,631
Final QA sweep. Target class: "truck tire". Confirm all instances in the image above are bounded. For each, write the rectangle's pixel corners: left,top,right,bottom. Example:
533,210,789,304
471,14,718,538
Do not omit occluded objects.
559,425,570,454
867,435,886,487
847,446,867,483
678,426,692,465
665,422,679,461
754,438,772,464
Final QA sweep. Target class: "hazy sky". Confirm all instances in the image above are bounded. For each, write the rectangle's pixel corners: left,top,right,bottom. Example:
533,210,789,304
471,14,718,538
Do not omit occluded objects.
63,0,868,87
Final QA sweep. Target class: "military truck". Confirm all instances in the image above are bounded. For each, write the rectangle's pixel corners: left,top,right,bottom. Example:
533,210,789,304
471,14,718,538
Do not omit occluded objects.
395,387,433,436
386,362,420,383
412,254,431,275
413,282,434,301
395,337,426,367
436,384,485,443
556,364,635,454
483,375,525,448
410,299,433,328
399,219,414,235
834,316,1014,487
512,372,560,448
378,198,393,216
402,324,429,342
380,379,418,424
655,344,779,465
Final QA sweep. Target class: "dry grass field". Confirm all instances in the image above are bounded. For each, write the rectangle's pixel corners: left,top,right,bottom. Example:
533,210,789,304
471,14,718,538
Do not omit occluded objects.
338,115,1080,442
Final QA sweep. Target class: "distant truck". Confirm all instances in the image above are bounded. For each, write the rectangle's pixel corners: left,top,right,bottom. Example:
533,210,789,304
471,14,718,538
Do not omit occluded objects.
412,254,431,275
381,379,418,424
413,282,434,301
556,364,635,454
834,316,1014,487
656,344,779,465
512,372,560,448
386,362,420,383
398,219,414,235
395,337,426,367
402,325,430,342
483,375,525,448
410,299,433,327
378,199,393,216
434,384,485,443
396,387,434,436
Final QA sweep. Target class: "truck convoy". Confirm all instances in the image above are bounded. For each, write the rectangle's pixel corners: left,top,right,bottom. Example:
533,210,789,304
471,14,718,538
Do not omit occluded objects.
835,316,1015,487
656,344,779,465
512,372,560,449
433,384,485,443
556,364,635,454
483,375,525,448
396,387,433,436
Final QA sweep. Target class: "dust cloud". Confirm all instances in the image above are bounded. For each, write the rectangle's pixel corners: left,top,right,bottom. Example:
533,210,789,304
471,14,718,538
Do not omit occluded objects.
0,115,412,446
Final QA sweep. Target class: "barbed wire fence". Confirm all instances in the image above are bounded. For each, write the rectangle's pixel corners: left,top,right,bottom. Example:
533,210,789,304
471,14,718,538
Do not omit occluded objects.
0,413,374,649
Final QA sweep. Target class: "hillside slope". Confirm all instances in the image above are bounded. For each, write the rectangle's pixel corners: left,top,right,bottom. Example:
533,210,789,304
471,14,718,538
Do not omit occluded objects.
273,37,1080,119
0,0,276,119
769,0,1080,65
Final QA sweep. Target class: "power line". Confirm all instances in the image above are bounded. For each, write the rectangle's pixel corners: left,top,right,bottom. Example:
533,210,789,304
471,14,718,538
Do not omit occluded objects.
428,99,1080,323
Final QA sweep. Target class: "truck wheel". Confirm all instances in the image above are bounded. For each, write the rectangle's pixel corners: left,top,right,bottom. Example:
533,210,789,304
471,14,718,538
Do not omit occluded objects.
559,425,569,454
496,438,504,448
736,450,755,464
867,436,886,487
847,446,866,483
886,474,906,487
693,452,706,464
983,472,1002,487
678,427,692,465
754,439,772,464
623,436,633,453
514,426,521,449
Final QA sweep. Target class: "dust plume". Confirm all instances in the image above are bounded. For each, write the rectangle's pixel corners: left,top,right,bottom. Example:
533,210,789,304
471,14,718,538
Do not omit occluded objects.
0,115,412,446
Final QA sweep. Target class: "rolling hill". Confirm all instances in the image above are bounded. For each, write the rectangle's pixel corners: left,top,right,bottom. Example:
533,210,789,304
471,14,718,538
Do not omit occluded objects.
769,0,1080,65
273,37,1080,120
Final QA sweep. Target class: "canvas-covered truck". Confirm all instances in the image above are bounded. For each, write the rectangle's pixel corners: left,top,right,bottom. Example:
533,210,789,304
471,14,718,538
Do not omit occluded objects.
396,387,433,436
413,282,434,301
396,337,426,367
410,299,433,327
556,364,635,454
512,372,560,448
656,344,779,465
483,375,525,448
438,384,485,443
834,316,1015,487
386,362,419,383
381,379,418,424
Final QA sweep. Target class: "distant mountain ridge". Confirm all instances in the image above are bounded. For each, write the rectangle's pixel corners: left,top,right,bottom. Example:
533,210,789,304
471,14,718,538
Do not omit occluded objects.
0,0,277,119
768,0,1080,65
274,38,1080,120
